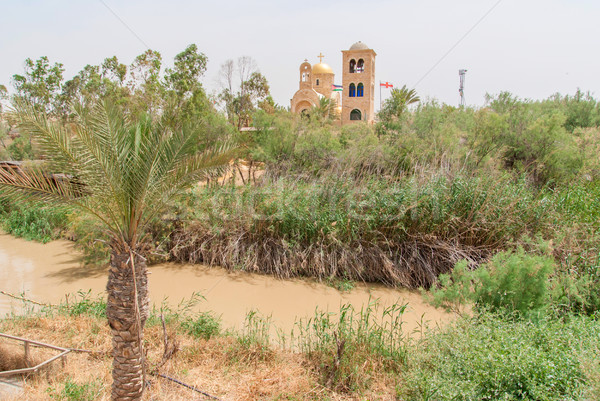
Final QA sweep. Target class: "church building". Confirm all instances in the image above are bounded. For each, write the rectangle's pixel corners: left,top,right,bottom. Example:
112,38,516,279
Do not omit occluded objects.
290,41,376,125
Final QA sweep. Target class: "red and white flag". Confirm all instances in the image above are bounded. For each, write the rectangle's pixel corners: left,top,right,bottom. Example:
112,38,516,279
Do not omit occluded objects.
380,82,393,89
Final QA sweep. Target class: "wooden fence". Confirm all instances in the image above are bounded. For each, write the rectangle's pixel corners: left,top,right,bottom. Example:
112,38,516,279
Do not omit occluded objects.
0,333,71,377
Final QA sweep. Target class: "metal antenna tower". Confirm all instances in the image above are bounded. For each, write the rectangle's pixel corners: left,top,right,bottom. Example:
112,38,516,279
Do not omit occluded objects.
459,69,467,106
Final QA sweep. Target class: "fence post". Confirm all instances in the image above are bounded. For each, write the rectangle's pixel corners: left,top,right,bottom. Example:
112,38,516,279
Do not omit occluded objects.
24,341,30,367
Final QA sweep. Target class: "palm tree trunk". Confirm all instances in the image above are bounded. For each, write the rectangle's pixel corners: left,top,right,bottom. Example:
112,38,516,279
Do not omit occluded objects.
106,250,149,401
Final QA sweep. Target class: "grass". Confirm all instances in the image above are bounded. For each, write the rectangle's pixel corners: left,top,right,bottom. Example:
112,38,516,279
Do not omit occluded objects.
46,377,103,401
169,172,600,290
180,312,221,340
291,300,409,393
58,290,106,318
1,289,598,400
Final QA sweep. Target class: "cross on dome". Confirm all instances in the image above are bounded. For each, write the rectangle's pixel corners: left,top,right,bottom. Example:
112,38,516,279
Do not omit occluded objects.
317,53,324,63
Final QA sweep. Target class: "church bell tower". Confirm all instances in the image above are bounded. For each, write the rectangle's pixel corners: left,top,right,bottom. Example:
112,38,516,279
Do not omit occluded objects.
341,41,376,125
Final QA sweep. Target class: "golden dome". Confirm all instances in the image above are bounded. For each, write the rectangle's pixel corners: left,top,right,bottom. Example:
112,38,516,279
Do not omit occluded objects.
312,62,334,75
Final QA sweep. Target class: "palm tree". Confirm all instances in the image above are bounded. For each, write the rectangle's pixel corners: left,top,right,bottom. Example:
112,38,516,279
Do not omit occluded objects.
0,100,232,400
310,97,339,124
379,85,420,123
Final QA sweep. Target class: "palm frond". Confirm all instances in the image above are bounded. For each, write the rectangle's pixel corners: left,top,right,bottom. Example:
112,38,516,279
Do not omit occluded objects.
5,100,234,247
0,165,118,233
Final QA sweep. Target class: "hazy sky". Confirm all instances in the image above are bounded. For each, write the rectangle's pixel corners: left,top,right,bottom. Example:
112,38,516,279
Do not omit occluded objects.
1,0,599,110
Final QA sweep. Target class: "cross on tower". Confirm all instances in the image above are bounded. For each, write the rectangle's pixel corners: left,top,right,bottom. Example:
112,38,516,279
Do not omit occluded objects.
318,53,324,63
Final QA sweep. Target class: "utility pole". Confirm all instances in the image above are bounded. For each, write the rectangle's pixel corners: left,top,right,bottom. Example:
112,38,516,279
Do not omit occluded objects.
459,69,467,107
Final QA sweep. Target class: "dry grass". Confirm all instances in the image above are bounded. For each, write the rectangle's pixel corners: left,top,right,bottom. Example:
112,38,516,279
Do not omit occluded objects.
0,313,399,400
169,225,488,289
0,345,31,371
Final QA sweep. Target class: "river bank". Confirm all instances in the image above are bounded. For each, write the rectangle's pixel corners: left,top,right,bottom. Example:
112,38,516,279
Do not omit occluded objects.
0,232,450,335
2,234,599,400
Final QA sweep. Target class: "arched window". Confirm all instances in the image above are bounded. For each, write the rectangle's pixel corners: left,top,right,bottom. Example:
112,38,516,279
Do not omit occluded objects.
349,83,356,97
302,72,309,82
350,109,362,120
357,83,364,97
316,78,319,86
349,59,356,73
357,59,364,73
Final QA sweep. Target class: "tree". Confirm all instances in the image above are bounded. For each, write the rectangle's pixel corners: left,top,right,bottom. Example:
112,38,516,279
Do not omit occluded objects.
164,44,207,101
377,85,420,137
379,85,420,123
0,84,7,114
0,85,16,158
58,64,104,119
0,100,233,400
309,97,339,124
55,56,131,121
128,49,163,115
218,57,271,128
162,44,214,130
12,56,65,115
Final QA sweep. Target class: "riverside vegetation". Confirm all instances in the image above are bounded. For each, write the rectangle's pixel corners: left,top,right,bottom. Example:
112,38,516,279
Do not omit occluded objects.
1,49,600,399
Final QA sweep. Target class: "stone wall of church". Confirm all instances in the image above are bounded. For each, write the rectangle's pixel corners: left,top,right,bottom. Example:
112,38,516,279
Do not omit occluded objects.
290,88,320,113
312,73,335,99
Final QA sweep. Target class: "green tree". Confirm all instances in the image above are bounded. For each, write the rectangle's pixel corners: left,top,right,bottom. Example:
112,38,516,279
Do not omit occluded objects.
0,84,7,114
58,57,131,121
310,97,339,124
12,56,65,114
0,100,233,400
378,85,420,126
218,57,271,128
164,44,207,101
128,49,163,115
58,64,104,119
100,56,130,105
162,44,214,130
554,89,600,132
251,110,299,165
469,109,508,167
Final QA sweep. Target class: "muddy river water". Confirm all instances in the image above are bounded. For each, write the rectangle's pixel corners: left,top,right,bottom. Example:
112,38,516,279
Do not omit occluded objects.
0,233,451,334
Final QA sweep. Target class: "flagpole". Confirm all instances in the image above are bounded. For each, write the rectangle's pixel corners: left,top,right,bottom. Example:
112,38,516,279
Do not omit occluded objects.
379,81,382,111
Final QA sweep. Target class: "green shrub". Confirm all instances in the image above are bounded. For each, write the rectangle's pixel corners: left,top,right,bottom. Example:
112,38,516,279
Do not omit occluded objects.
549,252,600,315
476,247,554,315
424,260,473,315
401,313,599,400
427,248,555,316
1,201,69,243
7,135,36,160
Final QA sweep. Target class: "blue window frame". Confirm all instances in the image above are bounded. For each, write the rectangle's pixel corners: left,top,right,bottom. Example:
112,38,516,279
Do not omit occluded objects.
349,83,356,97
357,83,364,97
